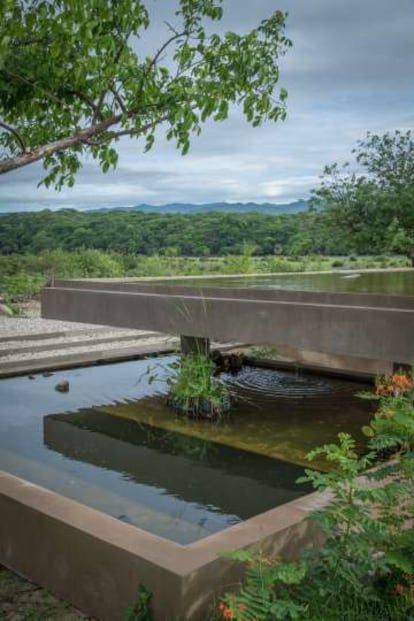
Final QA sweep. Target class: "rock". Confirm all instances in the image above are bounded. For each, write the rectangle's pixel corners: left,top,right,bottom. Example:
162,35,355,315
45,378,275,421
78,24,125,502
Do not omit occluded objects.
0,303,13,317
28,375,36,380
211,350,244,374
42,372,53,377
55,380,69,393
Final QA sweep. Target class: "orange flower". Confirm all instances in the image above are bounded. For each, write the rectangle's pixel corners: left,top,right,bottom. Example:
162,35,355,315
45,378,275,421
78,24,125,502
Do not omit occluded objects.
375,372,412,398
396,583,405,595
224,609,234,619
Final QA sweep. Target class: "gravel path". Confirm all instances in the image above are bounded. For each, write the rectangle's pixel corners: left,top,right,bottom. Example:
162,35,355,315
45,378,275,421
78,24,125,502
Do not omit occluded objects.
0,329,151,348
0,335,175,363
0,301,135,338
0,301,174,374
0,565,92,620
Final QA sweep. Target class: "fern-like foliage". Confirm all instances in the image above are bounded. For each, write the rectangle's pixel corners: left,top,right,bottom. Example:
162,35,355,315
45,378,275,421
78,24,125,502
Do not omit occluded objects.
220,550,307,620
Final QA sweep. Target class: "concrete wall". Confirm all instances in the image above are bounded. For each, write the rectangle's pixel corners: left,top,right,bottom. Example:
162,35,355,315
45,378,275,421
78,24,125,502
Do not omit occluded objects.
0,471,326,621
42,283,414,365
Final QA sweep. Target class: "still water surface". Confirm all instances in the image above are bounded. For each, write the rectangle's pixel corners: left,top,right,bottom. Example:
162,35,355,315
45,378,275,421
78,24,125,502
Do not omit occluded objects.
160,269,414,295
0,357,373,543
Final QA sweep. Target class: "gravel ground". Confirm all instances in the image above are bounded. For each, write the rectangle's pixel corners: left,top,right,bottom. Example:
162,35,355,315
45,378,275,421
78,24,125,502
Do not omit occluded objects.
0,301,134,338
0,330,152,349
0,335,175,363
0,566,92,620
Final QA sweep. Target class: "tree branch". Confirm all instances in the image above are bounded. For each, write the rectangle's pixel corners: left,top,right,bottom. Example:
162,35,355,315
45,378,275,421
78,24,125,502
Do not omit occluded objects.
84,113,171,145
92,27,132,123
0,114,122,174
0,107,173,173
148,28,188,72
92,90,108,125
0,120,26,153
69,90,102,118
109,86,127,114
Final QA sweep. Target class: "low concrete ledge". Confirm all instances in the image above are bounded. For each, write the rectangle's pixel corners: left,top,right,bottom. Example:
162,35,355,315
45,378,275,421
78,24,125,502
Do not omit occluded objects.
0,342,176,379
0,471,324,620
42,284,414,365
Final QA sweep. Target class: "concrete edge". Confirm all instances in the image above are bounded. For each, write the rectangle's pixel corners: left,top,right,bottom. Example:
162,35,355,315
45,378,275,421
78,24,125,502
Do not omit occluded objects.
52,267,414,283
0,468,327,575
0,331,162,356
0,342,176,378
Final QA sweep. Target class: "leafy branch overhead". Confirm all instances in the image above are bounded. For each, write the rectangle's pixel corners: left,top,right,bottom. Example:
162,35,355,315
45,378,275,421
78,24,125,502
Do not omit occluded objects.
0,0,291,187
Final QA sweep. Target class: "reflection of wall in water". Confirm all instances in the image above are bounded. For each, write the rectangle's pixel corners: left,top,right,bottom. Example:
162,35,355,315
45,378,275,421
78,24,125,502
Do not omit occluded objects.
43,410,308,519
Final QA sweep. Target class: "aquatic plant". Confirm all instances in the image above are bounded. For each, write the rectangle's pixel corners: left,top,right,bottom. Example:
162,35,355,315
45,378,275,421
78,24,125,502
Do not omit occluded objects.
167,353,231,420
146,353,231,421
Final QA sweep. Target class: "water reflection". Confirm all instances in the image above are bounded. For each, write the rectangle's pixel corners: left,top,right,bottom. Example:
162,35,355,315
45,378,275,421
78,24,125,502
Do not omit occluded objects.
0,358,374,543
159,269,414,295
44,411,308,522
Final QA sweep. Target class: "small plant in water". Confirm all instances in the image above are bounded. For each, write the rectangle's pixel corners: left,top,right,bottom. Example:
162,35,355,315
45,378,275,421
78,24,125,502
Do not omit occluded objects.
145,353,231,421
167,353,231,420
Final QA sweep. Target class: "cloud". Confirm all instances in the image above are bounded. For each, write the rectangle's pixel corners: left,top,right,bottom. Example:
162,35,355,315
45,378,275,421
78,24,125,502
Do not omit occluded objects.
1,0,413,211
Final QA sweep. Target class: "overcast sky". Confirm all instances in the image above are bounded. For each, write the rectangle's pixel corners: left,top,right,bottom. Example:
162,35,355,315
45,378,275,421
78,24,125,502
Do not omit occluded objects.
1,0,413,211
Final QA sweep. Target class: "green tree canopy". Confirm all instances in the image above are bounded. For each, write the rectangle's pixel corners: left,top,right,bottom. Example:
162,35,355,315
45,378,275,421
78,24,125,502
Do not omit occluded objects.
311,130,414,262
0,0,291,187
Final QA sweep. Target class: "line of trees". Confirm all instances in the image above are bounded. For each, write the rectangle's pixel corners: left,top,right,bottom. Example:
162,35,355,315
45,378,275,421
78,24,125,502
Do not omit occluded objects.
311,130,414,264
0,209,373,257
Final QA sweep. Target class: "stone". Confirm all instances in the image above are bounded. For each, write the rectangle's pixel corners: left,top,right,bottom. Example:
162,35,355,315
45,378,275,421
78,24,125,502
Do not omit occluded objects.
55,380,69,393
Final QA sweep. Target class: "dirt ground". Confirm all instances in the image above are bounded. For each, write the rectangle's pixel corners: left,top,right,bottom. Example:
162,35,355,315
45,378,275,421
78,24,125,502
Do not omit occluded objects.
0,566,91,620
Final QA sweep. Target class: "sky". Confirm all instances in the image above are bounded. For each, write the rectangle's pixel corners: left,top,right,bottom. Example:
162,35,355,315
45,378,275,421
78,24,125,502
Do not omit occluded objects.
1,0,413,211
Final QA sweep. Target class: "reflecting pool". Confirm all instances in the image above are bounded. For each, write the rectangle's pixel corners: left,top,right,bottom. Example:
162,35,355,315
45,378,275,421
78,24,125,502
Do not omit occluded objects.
0,357,373,543
158,269,414,295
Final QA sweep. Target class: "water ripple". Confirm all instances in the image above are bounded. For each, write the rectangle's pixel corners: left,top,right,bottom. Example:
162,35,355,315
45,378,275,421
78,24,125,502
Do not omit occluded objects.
225,366,342,401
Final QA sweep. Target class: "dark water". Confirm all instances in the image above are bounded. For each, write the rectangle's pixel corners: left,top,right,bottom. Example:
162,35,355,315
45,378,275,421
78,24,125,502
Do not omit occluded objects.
159,269,414,295
0,357,373,544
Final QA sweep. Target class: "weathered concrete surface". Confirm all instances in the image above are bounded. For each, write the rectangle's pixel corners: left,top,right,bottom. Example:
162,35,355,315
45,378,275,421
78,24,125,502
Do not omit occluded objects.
0,471,325,621
273,346,393,376
0,340,176,379
42,280,414,366
180,335,210,355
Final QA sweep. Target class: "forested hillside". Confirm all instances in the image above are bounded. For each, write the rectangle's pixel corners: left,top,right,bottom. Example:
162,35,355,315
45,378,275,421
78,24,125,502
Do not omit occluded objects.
0,208,382,257
88,200,308,215
0,186,410,300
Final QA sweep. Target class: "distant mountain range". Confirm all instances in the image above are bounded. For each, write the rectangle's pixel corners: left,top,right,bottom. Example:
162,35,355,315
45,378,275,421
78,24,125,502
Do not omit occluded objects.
88,200,308,215
0,200,308,216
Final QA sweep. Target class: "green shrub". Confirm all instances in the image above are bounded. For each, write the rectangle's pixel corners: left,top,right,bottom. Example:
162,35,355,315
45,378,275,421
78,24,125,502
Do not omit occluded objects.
218,372,414,621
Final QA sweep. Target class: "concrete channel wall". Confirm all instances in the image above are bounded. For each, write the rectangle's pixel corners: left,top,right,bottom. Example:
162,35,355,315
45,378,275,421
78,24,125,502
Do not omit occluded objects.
0,471,324,620
42,280,414,365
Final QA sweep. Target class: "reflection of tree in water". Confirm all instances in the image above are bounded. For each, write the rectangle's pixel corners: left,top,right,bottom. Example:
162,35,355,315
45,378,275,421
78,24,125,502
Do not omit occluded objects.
154,428,220,464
